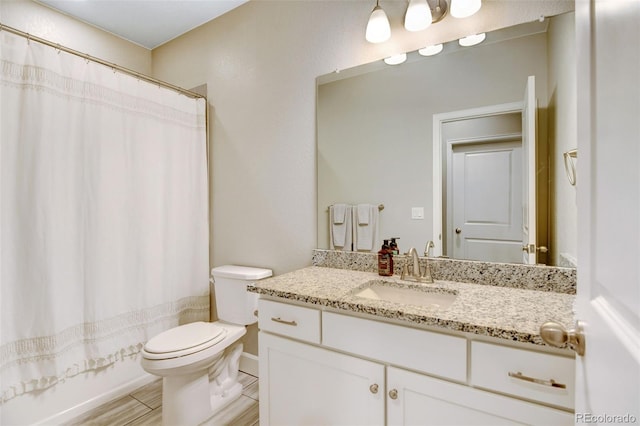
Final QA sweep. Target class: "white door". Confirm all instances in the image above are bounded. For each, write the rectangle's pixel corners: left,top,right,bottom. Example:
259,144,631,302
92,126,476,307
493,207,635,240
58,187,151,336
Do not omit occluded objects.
451,139,523,263
521,75,537,264
573,0,640,421
258,332,385,426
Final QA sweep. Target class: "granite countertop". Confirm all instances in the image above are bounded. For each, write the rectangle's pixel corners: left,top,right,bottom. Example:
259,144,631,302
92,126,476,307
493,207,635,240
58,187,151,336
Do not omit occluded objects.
249,266,576,347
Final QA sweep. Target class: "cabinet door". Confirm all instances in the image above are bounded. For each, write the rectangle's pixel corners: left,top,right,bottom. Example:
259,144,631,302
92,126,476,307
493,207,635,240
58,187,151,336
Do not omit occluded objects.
259,332,385,426
387,366,573,426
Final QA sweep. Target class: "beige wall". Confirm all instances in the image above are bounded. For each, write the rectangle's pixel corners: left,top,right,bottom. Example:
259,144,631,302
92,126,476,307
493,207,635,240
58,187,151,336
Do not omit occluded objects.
547,12,577,266
0,0,151,74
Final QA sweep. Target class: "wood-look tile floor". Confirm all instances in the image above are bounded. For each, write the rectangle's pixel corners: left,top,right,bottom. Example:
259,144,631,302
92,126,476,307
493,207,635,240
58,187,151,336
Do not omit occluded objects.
64,372,259,426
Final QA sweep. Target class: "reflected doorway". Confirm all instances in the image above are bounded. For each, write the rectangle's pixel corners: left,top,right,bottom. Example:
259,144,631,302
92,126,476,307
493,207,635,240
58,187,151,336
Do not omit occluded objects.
447,134,523,263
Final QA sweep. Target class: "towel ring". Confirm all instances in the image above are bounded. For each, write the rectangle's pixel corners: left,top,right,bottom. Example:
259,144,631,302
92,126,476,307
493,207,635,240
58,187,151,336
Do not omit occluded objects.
563,149,577,186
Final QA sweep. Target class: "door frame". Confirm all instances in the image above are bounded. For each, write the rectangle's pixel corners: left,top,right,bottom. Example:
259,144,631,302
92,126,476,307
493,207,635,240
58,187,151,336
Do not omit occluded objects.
432,101,523,257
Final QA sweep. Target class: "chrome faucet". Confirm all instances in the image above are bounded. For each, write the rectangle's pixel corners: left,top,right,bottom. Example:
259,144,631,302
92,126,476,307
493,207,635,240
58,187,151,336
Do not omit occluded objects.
424,240,435,257
401,247,434,284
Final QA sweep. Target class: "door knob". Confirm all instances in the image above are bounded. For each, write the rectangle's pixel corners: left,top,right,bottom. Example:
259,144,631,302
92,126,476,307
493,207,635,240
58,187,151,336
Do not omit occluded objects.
455,228,462,234
388,389,398,400
539,321,585,356
369,384,379,394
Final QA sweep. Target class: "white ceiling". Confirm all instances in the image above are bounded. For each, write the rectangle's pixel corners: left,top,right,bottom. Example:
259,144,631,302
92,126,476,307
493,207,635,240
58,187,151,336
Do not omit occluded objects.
34,0,249,49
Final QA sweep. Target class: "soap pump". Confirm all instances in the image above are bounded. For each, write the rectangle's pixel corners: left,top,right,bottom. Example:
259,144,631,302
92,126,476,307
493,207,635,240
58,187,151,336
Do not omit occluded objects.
389,237,400,255
377,239,393,276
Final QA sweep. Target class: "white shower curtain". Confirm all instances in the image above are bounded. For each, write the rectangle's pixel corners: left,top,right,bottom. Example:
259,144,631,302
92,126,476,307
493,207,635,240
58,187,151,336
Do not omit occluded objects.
0,31,209,402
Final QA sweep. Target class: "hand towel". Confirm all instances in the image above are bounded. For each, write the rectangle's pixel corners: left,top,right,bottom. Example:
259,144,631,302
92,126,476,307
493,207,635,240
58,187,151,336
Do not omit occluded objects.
329,205,353,250
332,204,347,224
357,204,370,225
354,204,378,251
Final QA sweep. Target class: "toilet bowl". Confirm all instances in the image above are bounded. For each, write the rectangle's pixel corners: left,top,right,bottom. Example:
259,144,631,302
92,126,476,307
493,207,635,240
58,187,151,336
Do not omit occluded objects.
141,265,272,426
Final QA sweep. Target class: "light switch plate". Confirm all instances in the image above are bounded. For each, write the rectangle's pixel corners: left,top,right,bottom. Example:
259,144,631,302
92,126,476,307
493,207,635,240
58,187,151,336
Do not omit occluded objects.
411,207,424,220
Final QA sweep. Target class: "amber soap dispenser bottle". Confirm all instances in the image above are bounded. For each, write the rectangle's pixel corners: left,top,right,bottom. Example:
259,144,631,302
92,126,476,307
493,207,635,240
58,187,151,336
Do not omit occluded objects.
377,239,393,276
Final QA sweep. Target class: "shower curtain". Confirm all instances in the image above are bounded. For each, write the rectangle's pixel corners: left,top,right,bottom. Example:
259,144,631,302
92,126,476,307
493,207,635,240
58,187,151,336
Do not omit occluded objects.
0,30,209,402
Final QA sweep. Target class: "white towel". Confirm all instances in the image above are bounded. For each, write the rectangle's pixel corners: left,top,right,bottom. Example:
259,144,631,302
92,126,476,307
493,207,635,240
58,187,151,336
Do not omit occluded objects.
329,205,353,250
333,204,347,224
354,204,378,251
357,204,369,225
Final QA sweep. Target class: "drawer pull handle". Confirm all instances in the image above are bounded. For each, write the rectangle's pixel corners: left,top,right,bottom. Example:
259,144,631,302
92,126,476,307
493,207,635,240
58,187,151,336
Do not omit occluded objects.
369,384,379,394
271,317,298,326
388,389,398,400
508,371,567,389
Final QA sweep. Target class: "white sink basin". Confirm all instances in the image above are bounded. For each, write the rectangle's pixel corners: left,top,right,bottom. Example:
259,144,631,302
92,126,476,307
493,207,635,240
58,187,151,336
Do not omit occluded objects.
352,280,458,310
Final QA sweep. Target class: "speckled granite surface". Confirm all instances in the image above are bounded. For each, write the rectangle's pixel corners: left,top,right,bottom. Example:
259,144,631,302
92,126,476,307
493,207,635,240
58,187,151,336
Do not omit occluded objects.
312,249,576,294
249,266,576,347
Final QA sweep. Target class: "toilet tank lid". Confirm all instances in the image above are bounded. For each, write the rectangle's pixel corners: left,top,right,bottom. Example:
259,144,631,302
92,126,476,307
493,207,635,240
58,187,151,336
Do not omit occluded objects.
211,265,273,280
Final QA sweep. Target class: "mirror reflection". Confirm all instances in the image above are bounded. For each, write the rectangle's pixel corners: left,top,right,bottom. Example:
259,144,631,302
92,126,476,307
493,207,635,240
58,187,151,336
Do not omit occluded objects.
317,12,577,267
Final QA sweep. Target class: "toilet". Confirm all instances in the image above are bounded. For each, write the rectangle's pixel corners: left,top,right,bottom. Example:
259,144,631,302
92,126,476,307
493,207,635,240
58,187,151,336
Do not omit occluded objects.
141,265,272,426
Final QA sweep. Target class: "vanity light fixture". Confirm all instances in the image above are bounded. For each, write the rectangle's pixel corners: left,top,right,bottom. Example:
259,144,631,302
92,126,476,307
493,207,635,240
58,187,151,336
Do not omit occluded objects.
450,0,482,18
366,0,391,43
418,43,444,56
404,0,433,32
384,53,407,65
458,32,486,47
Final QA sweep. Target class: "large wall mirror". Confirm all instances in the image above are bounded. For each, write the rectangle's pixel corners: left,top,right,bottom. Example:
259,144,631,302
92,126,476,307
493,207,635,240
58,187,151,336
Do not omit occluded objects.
317,12,577,268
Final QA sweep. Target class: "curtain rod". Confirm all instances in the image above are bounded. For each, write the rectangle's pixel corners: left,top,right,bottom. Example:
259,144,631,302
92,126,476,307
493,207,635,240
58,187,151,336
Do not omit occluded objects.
0,23,205,100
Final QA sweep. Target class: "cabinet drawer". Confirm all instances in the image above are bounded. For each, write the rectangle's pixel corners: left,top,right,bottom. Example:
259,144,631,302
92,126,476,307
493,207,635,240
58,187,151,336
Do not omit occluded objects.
258,299,321,344
322,312,467,382
471,341,575,410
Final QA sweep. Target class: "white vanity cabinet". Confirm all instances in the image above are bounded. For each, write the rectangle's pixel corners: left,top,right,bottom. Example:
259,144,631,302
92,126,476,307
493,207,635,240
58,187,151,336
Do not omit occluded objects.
258,301,384,425
387,367,572,425
258,298,574,426
259,333,385,425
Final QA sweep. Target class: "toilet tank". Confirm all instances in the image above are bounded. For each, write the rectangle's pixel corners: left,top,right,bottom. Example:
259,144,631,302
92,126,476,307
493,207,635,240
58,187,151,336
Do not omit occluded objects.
211,265,272,325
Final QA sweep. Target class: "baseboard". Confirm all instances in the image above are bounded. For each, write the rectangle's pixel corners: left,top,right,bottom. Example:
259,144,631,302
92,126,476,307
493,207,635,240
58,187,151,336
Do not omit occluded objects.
239,352,259,377
34,373,157,425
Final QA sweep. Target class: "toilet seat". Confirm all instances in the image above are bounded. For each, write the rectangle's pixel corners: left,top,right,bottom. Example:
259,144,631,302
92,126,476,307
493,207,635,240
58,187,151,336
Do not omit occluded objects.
143,321,228,360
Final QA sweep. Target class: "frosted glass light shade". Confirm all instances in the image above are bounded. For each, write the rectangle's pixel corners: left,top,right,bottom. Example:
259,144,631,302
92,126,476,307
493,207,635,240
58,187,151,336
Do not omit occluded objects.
384,53,407,65
459,33,486,47
404,0,433,32
450,0,481,18
366,6,391,43
418,44,443,56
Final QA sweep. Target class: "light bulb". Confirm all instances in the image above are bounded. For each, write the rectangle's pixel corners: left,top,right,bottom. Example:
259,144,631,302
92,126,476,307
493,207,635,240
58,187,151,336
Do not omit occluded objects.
366,5,391,43
450,0,481,18
384,53,407,65
418,44,443,56
404,0,433,32
459,33,486,47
